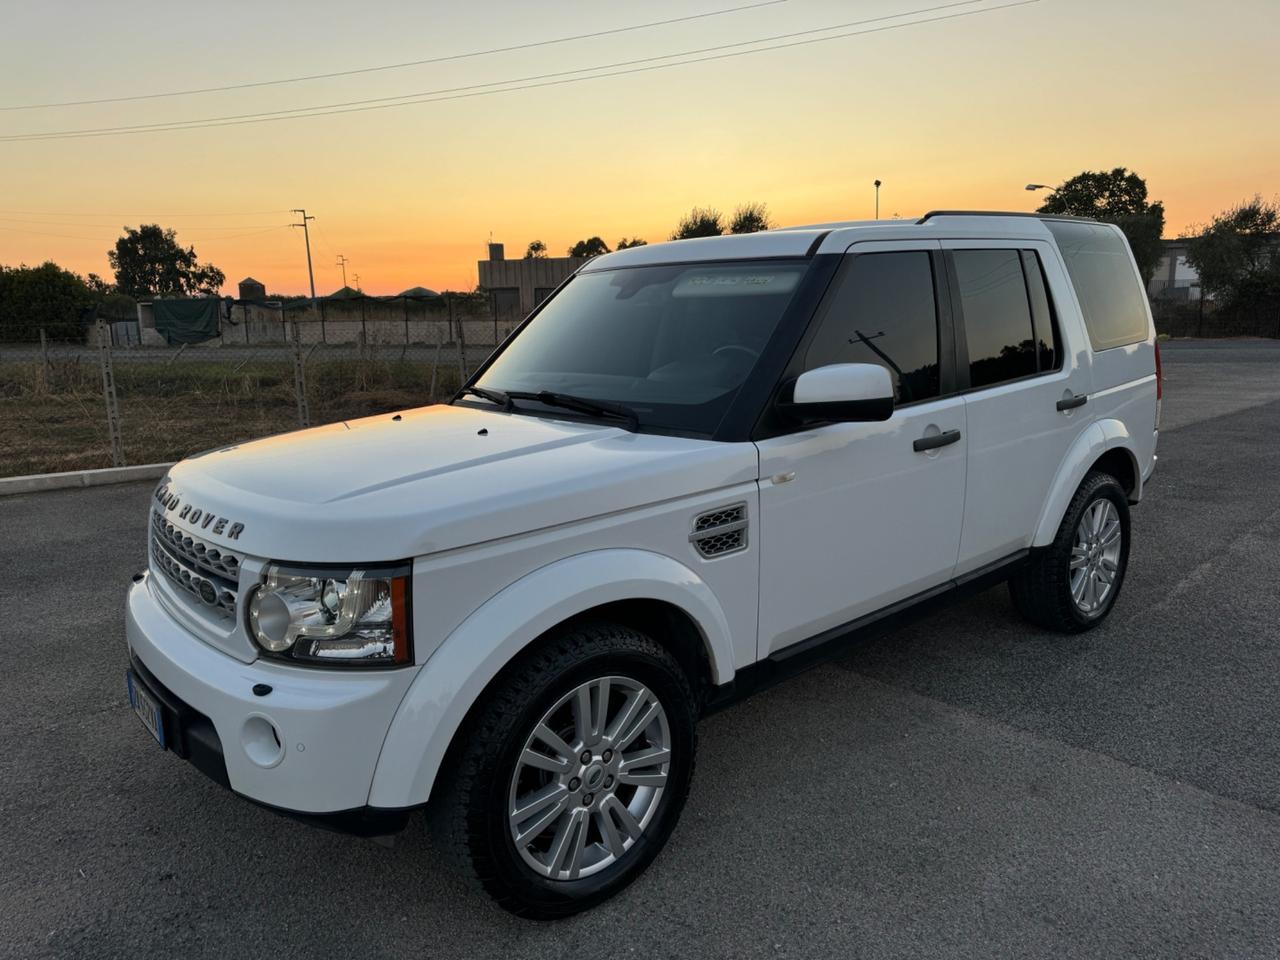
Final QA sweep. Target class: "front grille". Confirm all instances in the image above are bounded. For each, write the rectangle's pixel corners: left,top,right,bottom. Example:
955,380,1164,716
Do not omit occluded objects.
690,503,748,558
150,512,241,615
152,512,241,580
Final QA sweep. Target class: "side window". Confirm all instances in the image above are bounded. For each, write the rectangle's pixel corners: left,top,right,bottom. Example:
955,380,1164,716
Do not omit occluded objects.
1044,220,1149,350
952,249,1037,388
803,251,940,404
1021,250,1063,373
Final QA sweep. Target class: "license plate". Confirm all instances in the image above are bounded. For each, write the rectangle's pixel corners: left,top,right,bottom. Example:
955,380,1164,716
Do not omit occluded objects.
126,670,166,748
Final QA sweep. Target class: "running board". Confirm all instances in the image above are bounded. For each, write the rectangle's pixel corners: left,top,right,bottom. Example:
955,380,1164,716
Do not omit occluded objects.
703,550,1030,715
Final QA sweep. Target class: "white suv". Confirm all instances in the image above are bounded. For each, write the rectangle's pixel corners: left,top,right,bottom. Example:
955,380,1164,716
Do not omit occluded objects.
125,212,1160,917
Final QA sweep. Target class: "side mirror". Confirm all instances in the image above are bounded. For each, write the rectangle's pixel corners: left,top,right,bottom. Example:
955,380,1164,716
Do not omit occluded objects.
779,363,894,423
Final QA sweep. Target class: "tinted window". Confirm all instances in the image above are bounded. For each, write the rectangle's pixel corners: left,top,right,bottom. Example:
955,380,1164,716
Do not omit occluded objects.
803,251,940,403
1045,220,1149,350
1022,250,1062,373
476,261,807,435
953,250,1036,388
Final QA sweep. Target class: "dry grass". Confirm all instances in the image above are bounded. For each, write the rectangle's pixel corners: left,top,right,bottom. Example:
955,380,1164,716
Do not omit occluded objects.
0,354,466,477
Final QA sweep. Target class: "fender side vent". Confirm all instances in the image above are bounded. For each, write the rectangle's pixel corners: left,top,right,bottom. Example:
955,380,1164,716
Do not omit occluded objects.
690,503,748,558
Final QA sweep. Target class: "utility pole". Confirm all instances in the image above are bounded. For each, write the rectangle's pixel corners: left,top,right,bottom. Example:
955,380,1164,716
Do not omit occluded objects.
353,272,361,292
874,180,882,220
290,209,317,306
336,254,349,289
289,208,315,429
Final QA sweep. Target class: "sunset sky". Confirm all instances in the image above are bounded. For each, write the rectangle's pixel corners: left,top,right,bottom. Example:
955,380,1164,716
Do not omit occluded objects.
1,0,1276,295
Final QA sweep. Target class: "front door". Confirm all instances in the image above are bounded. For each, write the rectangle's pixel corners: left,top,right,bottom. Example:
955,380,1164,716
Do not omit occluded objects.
755,243,967,657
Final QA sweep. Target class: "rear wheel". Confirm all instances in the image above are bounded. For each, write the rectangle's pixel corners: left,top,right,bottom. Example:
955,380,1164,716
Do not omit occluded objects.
1010,471,1131,633
428,621,697,918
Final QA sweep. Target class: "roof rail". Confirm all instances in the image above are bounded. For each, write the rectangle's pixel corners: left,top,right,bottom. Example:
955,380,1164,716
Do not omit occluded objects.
916,210,1103,225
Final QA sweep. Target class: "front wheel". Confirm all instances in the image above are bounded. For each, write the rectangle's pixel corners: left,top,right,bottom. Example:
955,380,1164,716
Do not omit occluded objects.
428,622,697,919
1010,471,1131,633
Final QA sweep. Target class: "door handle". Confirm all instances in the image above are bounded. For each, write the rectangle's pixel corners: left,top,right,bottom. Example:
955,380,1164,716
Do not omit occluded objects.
1056,394,1088,411
913,429,961,452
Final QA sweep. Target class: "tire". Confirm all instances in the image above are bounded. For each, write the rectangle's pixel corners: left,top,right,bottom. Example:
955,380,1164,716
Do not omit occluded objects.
427,621,698,919
1009,471,1131,633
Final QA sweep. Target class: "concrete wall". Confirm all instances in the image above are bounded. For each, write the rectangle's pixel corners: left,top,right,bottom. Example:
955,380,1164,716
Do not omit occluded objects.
138,299,511,349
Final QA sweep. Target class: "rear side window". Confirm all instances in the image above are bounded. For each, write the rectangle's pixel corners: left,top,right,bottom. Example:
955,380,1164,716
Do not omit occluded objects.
1045,220,1149,350
803,251,940,404
1021,250,1062,373
952,249,1037,388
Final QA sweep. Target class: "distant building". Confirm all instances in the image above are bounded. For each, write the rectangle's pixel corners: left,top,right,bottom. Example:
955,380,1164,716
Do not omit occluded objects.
478,242,586,321
1147,239,1203,302
238,276,267,301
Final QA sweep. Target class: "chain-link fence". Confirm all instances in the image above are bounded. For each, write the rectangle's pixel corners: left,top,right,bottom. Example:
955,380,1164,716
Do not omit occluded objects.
0,295,510,479
1150,299,1280,339
13,289,1276,480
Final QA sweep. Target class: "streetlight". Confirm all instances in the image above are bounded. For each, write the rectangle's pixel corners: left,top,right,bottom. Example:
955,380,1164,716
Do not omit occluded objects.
874,179,882,220
1025,183,1050,191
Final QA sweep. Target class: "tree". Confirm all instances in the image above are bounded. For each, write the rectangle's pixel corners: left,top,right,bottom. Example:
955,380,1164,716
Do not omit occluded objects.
1184,196,1280,307
524,240,547,259
0,261,94,341
616,237,648,249
568,236,610,258
729,202,773,234
1037,168,1165,284
108,224,226,299
670,207,724,240
84,272,115,296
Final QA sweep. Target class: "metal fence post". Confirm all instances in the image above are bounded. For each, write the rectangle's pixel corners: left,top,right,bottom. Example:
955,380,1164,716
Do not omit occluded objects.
457,316,467,384
291,315,311,427
38,327,49,390
430,328,441,399
95,317,125,467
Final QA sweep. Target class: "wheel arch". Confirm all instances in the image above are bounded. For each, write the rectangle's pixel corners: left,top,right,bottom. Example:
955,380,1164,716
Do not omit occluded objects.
1033,420,1141,547
368,548,734,808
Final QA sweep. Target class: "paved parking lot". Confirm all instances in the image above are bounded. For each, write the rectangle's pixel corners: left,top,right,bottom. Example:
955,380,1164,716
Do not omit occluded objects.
3,340,1279,959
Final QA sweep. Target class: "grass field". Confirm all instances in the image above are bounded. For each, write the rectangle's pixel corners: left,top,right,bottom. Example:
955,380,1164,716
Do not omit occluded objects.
0,353,466,477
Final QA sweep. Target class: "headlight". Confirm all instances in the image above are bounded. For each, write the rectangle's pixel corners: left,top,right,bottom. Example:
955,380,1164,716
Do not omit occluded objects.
247,563,411,667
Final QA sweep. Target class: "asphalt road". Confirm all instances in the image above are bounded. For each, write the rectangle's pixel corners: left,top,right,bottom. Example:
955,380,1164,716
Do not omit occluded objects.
3,340,1279,959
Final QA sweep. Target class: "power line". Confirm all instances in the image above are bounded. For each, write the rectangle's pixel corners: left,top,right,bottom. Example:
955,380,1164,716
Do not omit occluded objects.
0,214,290,230
0,223,115,242
3,2,984,140
0,207,290,217
0,222,290,243
0,0,787,111
1,0,1030,142
180,224,294,242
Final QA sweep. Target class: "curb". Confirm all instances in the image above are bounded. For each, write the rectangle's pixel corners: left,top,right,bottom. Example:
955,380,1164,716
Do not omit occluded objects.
0,462,174,497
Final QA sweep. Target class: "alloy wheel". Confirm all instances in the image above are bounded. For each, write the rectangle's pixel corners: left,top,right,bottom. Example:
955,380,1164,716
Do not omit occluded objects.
507,676,671,881
1070,498,1122,615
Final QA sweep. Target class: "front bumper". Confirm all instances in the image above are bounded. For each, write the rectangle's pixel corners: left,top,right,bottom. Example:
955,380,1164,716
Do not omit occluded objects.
125,573,420,824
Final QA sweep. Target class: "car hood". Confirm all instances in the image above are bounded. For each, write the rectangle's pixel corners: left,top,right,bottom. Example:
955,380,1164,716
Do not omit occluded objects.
160,404,758,562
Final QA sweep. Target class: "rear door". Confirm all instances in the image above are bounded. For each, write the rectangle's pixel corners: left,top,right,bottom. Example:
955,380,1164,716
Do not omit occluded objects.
1043,220,1159,479
943,240,1093,572
755,242,968,656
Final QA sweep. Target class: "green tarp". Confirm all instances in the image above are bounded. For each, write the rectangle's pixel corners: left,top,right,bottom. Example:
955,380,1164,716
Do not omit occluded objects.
153,299,219,344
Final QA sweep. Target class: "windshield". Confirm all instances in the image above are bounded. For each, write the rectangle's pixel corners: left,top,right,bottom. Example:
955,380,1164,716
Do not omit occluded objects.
472,260,808,435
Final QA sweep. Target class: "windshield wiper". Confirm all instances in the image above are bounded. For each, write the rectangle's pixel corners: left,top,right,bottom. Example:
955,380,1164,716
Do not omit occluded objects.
456,385,513,411
506,390,640,432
